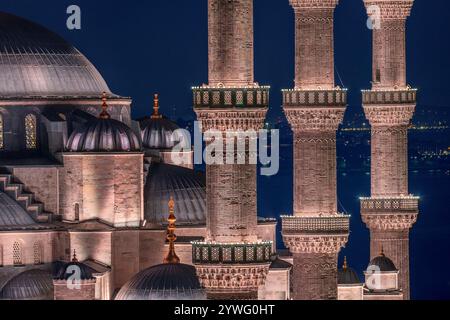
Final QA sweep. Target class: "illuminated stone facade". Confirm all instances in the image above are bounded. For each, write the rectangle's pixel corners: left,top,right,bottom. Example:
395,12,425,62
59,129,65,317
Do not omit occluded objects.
361,0,418,300
281,0,349,300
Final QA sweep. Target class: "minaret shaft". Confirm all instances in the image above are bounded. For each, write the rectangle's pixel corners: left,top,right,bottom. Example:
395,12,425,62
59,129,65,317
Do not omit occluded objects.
294,8,335,89
192,0,271,299
281,0,349,301
372,19,407,89
361,0,418,300
208,0,254,86
293,131,338,216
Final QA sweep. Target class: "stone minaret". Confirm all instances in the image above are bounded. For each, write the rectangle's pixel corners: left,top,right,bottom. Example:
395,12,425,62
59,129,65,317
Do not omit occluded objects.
281,0,350,300
360,0,419,300
192,0,272,300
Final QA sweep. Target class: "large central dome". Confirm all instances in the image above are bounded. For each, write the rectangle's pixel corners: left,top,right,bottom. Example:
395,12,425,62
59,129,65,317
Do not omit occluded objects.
0,12,111,97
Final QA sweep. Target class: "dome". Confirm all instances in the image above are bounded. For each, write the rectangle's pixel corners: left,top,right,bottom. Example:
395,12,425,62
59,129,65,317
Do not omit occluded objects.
368,252,397,272
0,190,52,231
139,94,180,149
54,253,95,281
115,263,205,300
338,268,361,285
144,163,206,226
66,94,141,152
0,269,54,300
338,257,361,285
0,12,111,97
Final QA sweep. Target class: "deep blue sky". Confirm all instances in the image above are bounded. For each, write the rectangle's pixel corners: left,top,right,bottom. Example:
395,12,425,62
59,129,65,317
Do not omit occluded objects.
0,0,449,121
1,0,450,299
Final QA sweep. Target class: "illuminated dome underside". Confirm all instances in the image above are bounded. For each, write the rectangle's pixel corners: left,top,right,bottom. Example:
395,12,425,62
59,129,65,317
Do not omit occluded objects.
0,12,110,97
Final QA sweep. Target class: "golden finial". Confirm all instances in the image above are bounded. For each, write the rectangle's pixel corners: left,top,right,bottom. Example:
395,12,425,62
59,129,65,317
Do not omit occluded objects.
151,93,162,119
72,249,78,263
380,246,385,257
343,256,348,270
163,196,180,264
99,92,111,119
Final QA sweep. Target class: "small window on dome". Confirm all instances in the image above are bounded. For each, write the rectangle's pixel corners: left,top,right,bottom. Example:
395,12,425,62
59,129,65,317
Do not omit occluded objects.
13,241,23,266
25,114,37,149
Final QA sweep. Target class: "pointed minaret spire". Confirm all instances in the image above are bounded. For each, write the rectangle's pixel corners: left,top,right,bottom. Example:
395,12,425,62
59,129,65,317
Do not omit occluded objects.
72,249,78,263
151,93,162,119
163,196,180,264
99,92,111,119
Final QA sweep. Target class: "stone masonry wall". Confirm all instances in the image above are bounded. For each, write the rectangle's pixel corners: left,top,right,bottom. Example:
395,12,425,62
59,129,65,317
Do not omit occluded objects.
295,8,335,89
13,167,59,214
292,252,338,300
208,0,254,86
293,131,337,216
371,126,408,196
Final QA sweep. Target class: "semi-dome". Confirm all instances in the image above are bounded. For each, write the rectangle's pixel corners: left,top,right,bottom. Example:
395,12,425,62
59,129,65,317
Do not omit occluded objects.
139,94,180,149
144,163,206,226
115,263,205,300
338,258,361,285
0,12,111,97
368,251,397,272
66,94,141,152
0,190,52,231
0,269,54,300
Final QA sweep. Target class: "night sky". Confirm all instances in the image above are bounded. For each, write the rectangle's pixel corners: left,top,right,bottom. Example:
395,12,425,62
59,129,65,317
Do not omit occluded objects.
1,0,449,120
1,0,450,299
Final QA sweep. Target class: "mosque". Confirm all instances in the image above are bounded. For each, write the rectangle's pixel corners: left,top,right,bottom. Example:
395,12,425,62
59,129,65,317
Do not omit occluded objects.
0,0,418,301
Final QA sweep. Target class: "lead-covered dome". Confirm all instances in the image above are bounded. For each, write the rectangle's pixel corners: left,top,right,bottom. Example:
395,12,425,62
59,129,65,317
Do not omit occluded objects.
0,12,111,97
368,251,397,272
115,263,205,300
66,94,141,152
139,94,180,149
338,258,361,285
0,269,54,300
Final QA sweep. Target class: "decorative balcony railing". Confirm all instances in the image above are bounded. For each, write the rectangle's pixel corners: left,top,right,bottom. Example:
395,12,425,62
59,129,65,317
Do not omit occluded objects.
191,241,272,265
192,86,270,109
360,196,419,213
282,89,347,107
281,215,350,234
362,89,417,105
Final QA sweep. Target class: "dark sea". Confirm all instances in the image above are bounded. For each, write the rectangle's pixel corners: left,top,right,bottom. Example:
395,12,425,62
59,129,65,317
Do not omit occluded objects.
258,144,450,300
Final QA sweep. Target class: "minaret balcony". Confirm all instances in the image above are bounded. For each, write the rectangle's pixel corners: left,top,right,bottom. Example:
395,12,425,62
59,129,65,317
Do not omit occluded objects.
193,86,270,109
281,215,350,235
282,88,347,108
191,241,272,265
360,196,419,215
362,88,417,106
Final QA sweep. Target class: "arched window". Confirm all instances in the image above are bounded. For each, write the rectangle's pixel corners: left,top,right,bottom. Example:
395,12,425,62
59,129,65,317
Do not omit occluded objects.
13,241,23,266
33,241,43,265
0,113,4,150
25,114,37,149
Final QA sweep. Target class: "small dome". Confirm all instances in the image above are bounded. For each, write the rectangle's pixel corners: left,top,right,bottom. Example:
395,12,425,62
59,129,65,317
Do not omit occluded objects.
0,270,54,300
115,263,205,300
368,252,397,272
338,257,361,285
139,94,180,149
66,94,141,152
54,252,95,281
